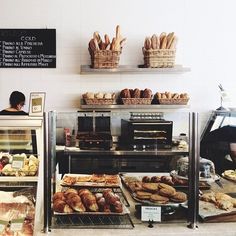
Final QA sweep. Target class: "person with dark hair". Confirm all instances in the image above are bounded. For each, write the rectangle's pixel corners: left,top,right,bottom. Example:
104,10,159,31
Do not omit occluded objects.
0,91,28,115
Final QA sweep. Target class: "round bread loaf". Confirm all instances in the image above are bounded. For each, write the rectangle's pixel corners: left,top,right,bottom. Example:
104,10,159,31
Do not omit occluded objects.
120,88,131,98
142,176,151,183
150,176,161,183
142,88,152,98
132,88,141,98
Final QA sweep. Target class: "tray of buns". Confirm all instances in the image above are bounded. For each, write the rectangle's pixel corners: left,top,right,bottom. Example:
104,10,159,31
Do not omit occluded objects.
52,188,129,215
120,173,187,206
61,174,121,187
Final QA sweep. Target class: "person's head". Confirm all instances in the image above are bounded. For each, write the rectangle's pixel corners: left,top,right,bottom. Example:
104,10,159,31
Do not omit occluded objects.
9,91,25,110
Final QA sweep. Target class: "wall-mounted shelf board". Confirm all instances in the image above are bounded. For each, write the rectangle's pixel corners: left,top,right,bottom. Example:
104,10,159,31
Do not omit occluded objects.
80,104,190,110
80,65,191,75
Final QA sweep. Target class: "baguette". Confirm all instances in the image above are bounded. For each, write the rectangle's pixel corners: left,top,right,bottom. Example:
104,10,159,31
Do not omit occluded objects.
159,32,166,45
166,32,175,49
88,39,96,52
144,37,152,50
160,36,167,49
93,31,102,44
151,34,159,49
116,25,121,41
170,36,178,49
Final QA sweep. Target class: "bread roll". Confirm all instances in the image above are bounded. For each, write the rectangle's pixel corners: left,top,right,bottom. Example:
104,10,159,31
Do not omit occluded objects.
142,88,152,98
132,88,141,98
142,176,151,183
120,88,131,98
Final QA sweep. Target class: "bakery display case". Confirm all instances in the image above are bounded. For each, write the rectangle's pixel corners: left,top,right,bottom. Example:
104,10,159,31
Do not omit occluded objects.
0,115,45,235
198,110,236,223
45,109,199,231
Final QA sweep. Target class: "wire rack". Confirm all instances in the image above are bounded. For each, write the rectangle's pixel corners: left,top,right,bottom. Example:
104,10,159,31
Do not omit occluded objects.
52,213,134,229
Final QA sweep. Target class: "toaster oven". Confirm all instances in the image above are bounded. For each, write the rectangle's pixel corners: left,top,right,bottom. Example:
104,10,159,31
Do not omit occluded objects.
120,119,173,149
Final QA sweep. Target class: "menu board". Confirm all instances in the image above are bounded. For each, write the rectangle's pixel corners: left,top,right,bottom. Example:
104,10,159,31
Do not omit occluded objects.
0,29,56,68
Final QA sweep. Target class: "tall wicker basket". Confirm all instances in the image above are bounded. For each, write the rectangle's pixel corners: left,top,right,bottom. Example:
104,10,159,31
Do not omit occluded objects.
143,48,176,68
89,48,121,69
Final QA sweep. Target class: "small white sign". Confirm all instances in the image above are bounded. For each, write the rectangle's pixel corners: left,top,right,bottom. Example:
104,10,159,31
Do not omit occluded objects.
11,156,24,169
141,206,161,222
11,219,24,231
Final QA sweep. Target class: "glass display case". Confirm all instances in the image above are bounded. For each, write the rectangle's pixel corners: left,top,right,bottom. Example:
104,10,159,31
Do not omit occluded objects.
0,115,45,235
46,110,198,230
198,110,236,223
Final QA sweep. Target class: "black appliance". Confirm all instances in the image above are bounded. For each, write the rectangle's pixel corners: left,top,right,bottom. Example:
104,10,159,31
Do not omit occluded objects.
120,112,173,149
77,111,112,150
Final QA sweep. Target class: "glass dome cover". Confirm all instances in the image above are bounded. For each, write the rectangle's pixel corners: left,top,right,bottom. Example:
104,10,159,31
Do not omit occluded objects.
172,156,216,181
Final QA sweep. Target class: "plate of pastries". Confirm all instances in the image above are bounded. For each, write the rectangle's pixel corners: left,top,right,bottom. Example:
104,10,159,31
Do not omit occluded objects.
222,170,236,182
61,174,121,187
121,174,188,205
52,188,128,215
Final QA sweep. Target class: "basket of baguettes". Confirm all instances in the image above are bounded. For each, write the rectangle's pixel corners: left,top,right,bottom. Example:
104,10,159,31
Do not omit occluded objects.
82,92,116,105
156,92,189,105
88,25,126,69
143,32,177,68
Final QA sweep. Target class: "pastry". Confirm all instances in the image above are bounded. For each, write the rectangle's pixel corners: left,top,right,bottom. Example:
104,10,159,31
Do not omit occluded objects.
53,192,65,202
142,182,159,192
64,188,78,196
142,176,151,183
63,175,77,185
91,174,106,182
200,192,216,203
80,190,99,212
142,88,152,98
53,199,66,213
216,200,233,211
158,183,176,197
150,176,161,183
66,195,86,212
103,189,120,205
136,191,152,200
77,175,91,182
160,176,174,186
112,200,123,213
170,192,187,203
150,194,169,204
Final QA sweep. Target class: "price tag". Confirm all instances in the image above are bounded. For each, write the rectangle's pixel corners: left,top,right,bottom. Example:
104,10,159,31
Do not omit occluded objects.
11,219,24,231
0,220,8,232
11,156,24,169
141,206,161,222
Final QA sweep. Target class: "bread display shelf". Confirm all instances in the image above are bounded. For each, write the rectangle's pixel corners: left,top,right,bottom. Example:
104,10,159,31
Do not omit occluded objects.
80,65,190,74
80,104,190,110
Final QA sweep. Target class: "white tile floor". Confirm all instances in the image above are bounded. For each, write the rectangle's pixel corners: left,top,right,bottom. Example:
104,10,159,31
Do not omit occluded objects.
36,222,236,236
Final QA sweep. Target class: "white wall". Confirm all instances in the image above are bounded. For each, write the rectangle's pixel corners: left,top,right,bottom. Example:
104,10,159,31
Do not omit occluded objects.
0,0,236,113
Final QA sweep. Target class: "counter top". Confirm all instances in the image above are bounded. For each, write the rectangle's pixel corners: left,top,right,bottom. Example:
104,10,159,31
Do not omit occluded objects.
56,145,189,156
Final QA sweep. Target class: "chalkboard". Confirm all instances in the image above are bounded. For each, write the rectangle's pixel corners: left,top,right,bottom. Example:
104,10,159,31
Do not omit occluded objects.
0,29,56,68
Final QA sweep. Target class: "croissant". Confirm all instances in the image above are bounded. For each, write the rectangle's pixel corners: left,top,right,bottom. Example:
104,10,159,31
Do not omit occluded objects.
66,195,86,212
53,192,65,202
53,199,67,213
81,193,99,212
103,190,119,205
78,188,92,198
64,188,78,196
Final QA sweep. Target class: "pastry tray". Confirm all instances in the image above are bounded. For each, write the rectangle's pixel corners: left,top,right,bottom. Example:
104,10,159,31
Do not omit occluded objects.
53,204,130,216
120,173,211,190
61,174,122,188
222,172,236,182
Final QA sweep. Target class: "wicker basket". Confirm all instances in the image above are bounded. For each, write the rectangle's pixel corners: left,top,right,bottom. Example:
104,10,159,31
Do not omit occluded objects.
143,48,176,68
83,98,116,105
89,49,121,69
158,98,189,105
121,98,153,105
